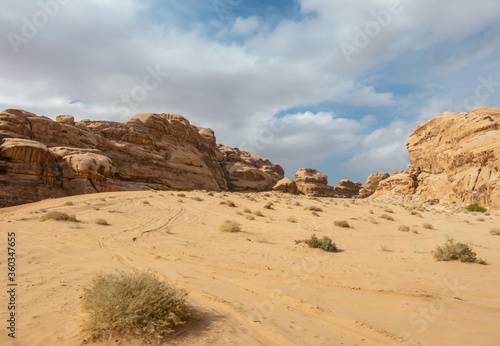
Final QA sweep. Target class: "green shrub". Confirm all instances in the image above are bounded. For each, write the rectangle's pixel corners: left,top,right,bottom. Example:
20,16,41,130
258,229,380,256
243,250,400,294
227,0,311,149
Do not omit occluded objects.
432,239,477,263
467,203,487,213
380,214,394,221
41,211,77,222
219,220,241,232
398,225,410,232
82,271,189,344
334,220,350,228
295,235,336,252
426,199,440,206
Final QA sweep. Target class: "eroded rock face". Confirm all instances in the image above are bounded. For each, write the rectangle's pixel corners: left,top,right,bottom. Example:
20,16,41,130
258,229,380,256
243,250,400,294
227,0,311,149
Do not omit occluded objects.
217,144,284,191
357,173,390,199
0,109,285,207
332,179,362,198
272,177,298,194
294,168,334,197
367,107,500,209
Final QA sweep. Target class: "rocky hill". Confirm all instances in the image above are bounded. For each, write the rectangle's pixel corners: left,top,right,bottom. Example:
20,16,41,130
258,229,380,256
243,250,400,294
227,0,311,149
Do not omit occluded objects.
366,107,500,210
0,109,284,207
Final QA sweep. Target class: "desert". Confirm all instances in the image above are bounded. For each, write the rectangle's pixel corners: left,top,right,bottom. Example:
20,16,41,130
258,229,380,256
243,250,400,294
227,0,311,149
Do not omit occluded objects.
1,189,500,345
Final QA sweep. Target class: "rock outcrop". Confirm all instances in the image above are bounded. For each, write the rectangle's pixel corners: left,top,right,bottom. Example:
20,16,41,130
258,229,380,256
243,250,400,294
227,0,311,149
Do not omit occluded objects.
294,168,334,197
357,172,390,198
272,177,298,194
332,179,362,198
366,107,500,210
0,109,282,207
217,144,284,191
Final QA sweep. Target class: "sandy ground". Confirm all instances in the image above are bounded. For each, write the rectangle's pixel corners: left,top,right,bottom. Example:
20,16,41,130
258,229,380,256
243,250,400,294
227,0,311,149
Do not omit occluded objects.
1,190,499,346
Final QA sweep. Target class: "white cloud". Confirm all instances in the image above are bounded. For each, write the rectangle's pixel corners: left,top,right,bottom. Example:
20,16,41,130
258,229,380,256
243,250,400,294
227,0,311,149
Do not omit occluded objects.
232,16,260,36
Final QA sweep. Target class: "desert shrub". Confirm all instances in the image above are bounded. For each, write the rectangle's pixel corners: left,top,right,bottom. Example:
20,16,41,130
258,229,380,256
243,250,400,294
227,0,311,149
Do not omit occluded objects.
245,215,255,221
143,201,150,205
95,218,109,226
311,211,320,217
207,192,214,196
369,210,374,214
368,216,378,224
235,211,243,215
466,203,487,213
41,211,77,222
432,239,477,263
295,235,336,252
264,193,271,197
177,193,186,198
254,210,264,217
398,225,410,232
219,220,241,232
490,228,500,235
287,216,297,223
380,214,394,221
384,208,394,214
334,220,350,228
426,199,440,205
305,206,323,212
422,223,433,229
177,199,184,203
379,244,390,252
64,201,74,206
243,208,252,213
294,201,301,206
82,271,189,344
264,202,274,209
411,211,423,218
226,200,236,208
192,197,203,202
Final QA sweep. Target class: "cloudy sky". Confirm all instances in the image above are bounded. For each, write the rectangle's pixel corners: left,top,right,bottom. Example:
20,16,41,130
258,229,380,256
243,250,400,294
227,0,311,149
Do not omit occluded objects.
2,0,500,184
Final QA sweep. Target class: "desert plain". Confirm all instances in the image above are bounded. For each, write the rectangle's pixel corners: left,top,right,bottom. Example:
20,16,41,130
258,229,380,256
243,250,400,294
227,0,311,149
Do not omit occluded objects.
1,190,500,346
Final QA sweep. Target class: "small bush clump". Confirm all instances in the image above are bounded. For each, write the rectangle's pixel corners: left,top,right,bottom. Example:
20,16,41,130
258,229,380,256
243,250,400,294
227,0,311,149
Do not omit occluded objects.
95,218,109,226
398,225,410,232
219,220,241,232
305,206,323,212
490,228,500,235
254,210,264,217
264,202,274,209
246,215,255,221
384,208,394,214
426,199,440,205
380,214,394,221
226,200,237,208
41,211,77,222
466,203,487,213
287,216,297,223
177,193,186,198
192,197,204,202
295,235,336,252
432,239,477,263
334,220,350,228
243,208,252,213
422,223,434,229
82,271,189,344
64,201,74,206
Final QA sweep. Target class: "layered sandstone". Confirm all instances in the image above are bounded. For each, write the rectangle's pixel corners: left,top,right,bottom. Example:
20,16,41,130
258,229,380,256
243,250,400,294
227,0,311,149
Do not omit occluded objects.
0,109,282,207
368,107,500,209
357,173,390,198
332,179,362,198
294,168,334,197
272,177,298,194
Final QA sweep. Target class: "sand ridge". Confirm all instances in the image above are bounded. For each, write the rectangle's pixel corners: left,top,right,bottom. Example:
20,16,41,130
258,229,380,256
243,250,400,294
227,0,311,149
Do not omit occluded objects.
1,191,500,345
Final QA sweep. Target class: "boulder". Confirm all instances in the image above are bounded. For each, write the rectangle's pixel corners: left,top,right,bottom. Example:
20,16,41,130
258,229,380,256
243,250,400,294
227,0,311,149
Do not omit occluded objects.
272,177,298,194
294,168,334,197
357,173,390,198
332,179,362,198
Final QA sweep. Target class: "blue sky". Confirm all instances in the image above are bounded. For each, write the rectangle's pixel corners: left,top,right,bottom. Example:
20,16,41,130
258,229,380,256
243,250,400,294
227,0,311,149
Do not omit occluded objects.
2,0,500,184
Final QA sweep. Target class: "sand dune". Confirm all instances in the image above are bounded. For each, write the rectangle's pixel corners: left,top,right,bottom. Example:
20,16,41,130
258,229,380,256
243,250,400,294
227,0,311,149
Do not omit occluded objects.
1,191,500,345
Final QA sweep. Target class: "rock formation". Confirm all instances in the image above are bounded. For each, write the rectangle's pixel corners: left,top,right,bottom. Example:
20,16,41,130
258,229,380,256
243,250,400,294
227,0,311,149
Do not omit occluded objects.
294,168,334,197
366,107,500,210
357,172,390,198
272,177,298,194
0,109,283,207
332,179,362,198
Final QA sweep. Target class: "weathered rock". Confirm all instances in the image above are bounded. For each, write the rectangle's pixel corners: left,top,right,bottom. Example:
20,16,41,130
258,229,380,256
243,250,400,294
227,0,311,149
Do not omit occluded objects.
332,179,362,198
357,173,390,198
272,177,298,194
217,144,284,191
0,109,285,207
294,168,334,197
368,107,500,210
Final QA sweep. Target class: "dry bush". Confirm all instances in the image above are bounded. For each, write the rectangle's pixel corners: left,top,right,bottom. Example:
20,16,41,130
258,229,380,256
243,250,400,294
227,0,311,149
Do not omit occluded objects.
82,271,189,344
64,201,74,206
177,193,186,198
192,197,204,202
264,202,274,209
95,218,109,226
398,225,410,232
334,220,350,228
305,206,323,212
384,208,394,214
254,210,264,217
490,228,500,235
41,211,77,222
243,208,252,213
368,216,378,224
422,223,434,229
287,216,297,223
380,214,394,221
219,220,241,232
296,235,336,252
432,239,478,263
311,211,320,217
246,215,255,221
226,200,237,208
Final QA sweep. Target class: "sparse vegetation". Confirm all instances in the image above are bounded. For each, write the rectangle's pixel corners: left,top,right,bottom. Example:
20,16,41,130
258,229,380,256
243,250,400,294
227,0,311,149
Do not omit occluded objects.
398,225,410,232
368,216,378,224
41,211,77,222
264,202,274,209
378,244,390,252
254,210,264,217
432,239,478,263
286,216,297,223
207,192,214,196
226,200,236,208
294,201,301,207
466,203,487,213
490,228,500,235
380,214,394,221
192,197,204,202
143,201,150,205
95,218,109,226
426,199,440,206
219,220,241,232
305,206,323,212
334,220,350,228
384,208,394,214
476,217,485,222
81,271,189,344
295,235,336,252
311,211,320,217
422,223,434,229
64,201,74,206
177,193,186,198
246,215,255,221
243,208,252,213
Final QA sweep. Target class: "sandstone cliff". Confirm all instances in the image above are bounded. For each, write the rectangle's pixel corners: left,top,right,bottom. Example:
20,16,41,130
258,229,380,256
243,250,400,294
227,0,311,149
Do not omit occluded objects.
368,107,500,210
0,109,282,207
294,168,335,197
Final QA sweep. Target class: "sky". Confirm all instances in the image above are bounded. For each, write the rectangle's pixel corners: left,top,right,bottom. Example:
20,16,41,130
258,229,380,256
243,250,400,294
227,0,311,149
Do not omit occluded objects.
2,0,500,184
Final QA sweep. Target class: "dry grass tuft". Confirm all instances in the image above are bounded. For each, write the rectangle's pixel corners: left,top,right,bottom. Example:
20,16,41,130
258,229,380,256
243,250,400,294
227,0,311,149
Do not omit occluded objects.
334,220,350,228
398,225,410,232
380,214,394,221
432,239,478,263
490,228,500,235
219,220,241,232
95,218,109,226
296,235,337,252
81,271,189,344
41,211,78,222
